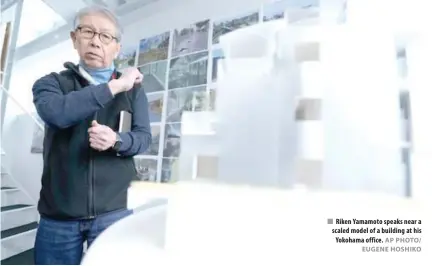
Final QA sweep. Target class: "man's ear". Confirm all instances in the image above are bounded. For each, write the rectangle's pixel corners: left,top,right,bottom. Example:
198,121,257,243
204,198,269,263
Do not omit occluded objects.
70,31,77,49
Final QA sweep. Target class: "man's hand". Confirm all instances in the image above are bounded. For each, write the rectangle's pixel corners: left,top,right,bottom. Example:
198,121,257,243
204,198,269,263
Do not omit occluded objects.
108,67,143,95
88,120,117,151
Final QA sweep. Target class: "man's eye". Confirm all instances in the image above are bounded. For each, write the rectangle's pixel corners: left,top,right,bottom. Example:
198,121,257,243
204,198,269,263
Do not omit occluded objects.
101,33,112,39
83,30,93,34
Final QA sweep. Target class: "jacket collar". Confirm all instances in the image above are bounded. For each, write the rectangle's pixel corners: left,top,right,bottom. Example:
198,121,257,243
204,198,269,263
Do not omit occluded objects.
63,62,121,85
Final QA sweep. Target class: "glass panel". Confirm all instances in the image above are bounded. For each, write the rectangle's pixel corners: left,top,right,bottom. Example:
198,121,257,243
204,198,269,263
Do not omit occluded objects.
16,0,66,47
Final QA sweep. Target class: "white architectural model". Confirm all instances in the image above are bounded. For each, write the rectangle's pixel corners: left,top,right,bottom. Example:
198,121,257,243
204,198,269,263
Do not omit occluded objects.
179,1,406,196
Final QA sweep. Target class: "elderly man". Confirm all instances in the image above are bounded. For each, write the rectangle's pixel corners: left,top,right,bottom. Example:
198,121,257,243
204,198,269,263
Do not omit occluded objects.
31,6,151,265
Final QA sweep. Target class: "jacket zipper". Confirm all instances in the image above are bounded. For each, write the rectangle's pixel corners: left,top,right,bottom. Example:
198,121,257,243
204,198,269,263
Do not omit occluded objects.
86,72,115,219
88,112,98,219
65,64,109,219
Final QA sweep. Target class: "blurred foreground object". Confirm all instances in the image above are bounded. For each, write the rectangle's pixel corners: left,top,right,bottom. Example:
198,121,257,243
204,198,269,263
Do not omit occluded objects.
84,0,432,264
83,182,429,265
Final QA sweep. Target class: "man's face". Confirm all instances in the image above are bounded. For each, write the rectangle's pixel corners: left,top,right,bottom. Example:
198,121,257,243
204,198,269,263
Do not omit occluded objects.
70,13,121,69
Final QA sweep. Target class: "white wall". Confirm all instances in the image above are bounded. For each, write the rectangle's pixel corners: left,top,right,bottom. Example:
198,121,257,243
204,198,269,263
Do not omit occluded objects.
1,0,272,201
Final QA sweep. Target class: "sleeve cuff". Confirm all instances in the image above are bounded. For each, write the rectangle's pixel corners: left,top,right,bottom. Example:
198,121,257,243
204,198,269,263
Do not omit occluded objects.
118,132,133,153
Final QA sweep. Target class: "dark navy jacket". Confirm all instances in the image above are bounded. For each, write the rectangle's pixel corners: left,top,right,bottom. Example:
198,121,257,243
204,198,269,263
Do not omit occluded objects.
32,63,151,220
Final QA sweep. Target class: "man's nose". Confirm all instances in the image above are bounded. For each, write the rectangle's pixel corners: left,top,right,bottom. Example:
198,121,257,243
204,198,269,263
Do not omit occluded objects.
89,36,101,48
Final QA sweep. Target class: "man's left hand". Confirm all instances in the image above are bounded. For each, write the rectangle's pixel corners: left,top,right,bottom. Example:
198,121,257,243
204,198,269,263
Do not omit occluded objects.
88,120,117,151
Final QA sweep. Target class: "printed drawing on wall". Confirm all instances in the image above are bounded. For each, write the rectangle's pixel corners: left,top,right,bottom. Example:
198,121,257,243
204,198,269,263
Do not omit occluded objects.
147,92,164,123
163,122,181,158
137,32,170,66
134,157,158,182
114,42,137,69
212,11,259,44
168,51,208,90
171,19,210,57
166,85,208,123
142,125,161,156
211,48,225,82
263,0,288,22
138,60,168,93
162,158,179,183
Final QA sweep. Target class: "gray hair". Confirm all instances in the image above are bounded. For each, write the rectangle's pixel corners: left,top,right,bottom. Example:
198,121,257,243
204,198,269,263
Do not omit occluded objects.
73,5,123,41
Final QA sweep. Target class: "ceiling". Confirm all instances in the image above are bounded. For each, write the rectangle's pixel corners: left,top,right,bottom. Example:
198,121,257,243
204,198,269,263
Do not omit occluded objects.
1,0,157,20
41,0,156,22
42,0,88,22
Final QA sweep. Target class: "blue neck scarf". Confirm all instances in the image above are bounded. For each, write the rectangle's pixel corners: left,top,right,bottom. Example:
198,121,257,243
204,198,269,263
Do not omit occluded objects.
79,60,115,84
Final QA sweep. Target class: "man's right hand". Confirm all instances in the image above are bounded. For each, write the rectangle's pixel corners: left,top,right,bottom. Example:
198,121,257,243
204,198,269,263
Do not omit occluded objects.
108,67,143,95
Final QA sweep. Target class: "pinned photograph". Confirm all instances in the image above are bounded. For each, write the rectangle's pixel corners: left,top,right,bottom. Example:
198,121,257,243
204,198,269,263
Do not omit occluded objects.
209,89,216,111
166,86,208,123
212,48,225,82
168,51,208,90
114,42,137,69
212,11,259,44
163,123,181,158
286,2,320,25
137,31,170,65
147,92,164,123
263,0,289,22
139,60,167,93
161,158,179,183
142,125,161,156
134,157,158,182
172,19,210,57
30,114,45,154
399,91,411,142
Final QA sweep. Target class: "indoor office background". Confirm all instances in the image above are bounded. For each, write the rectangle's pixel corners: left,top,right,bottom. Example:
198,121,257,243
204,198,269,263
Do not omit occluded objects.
0,0,428,204
2,0,431,263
